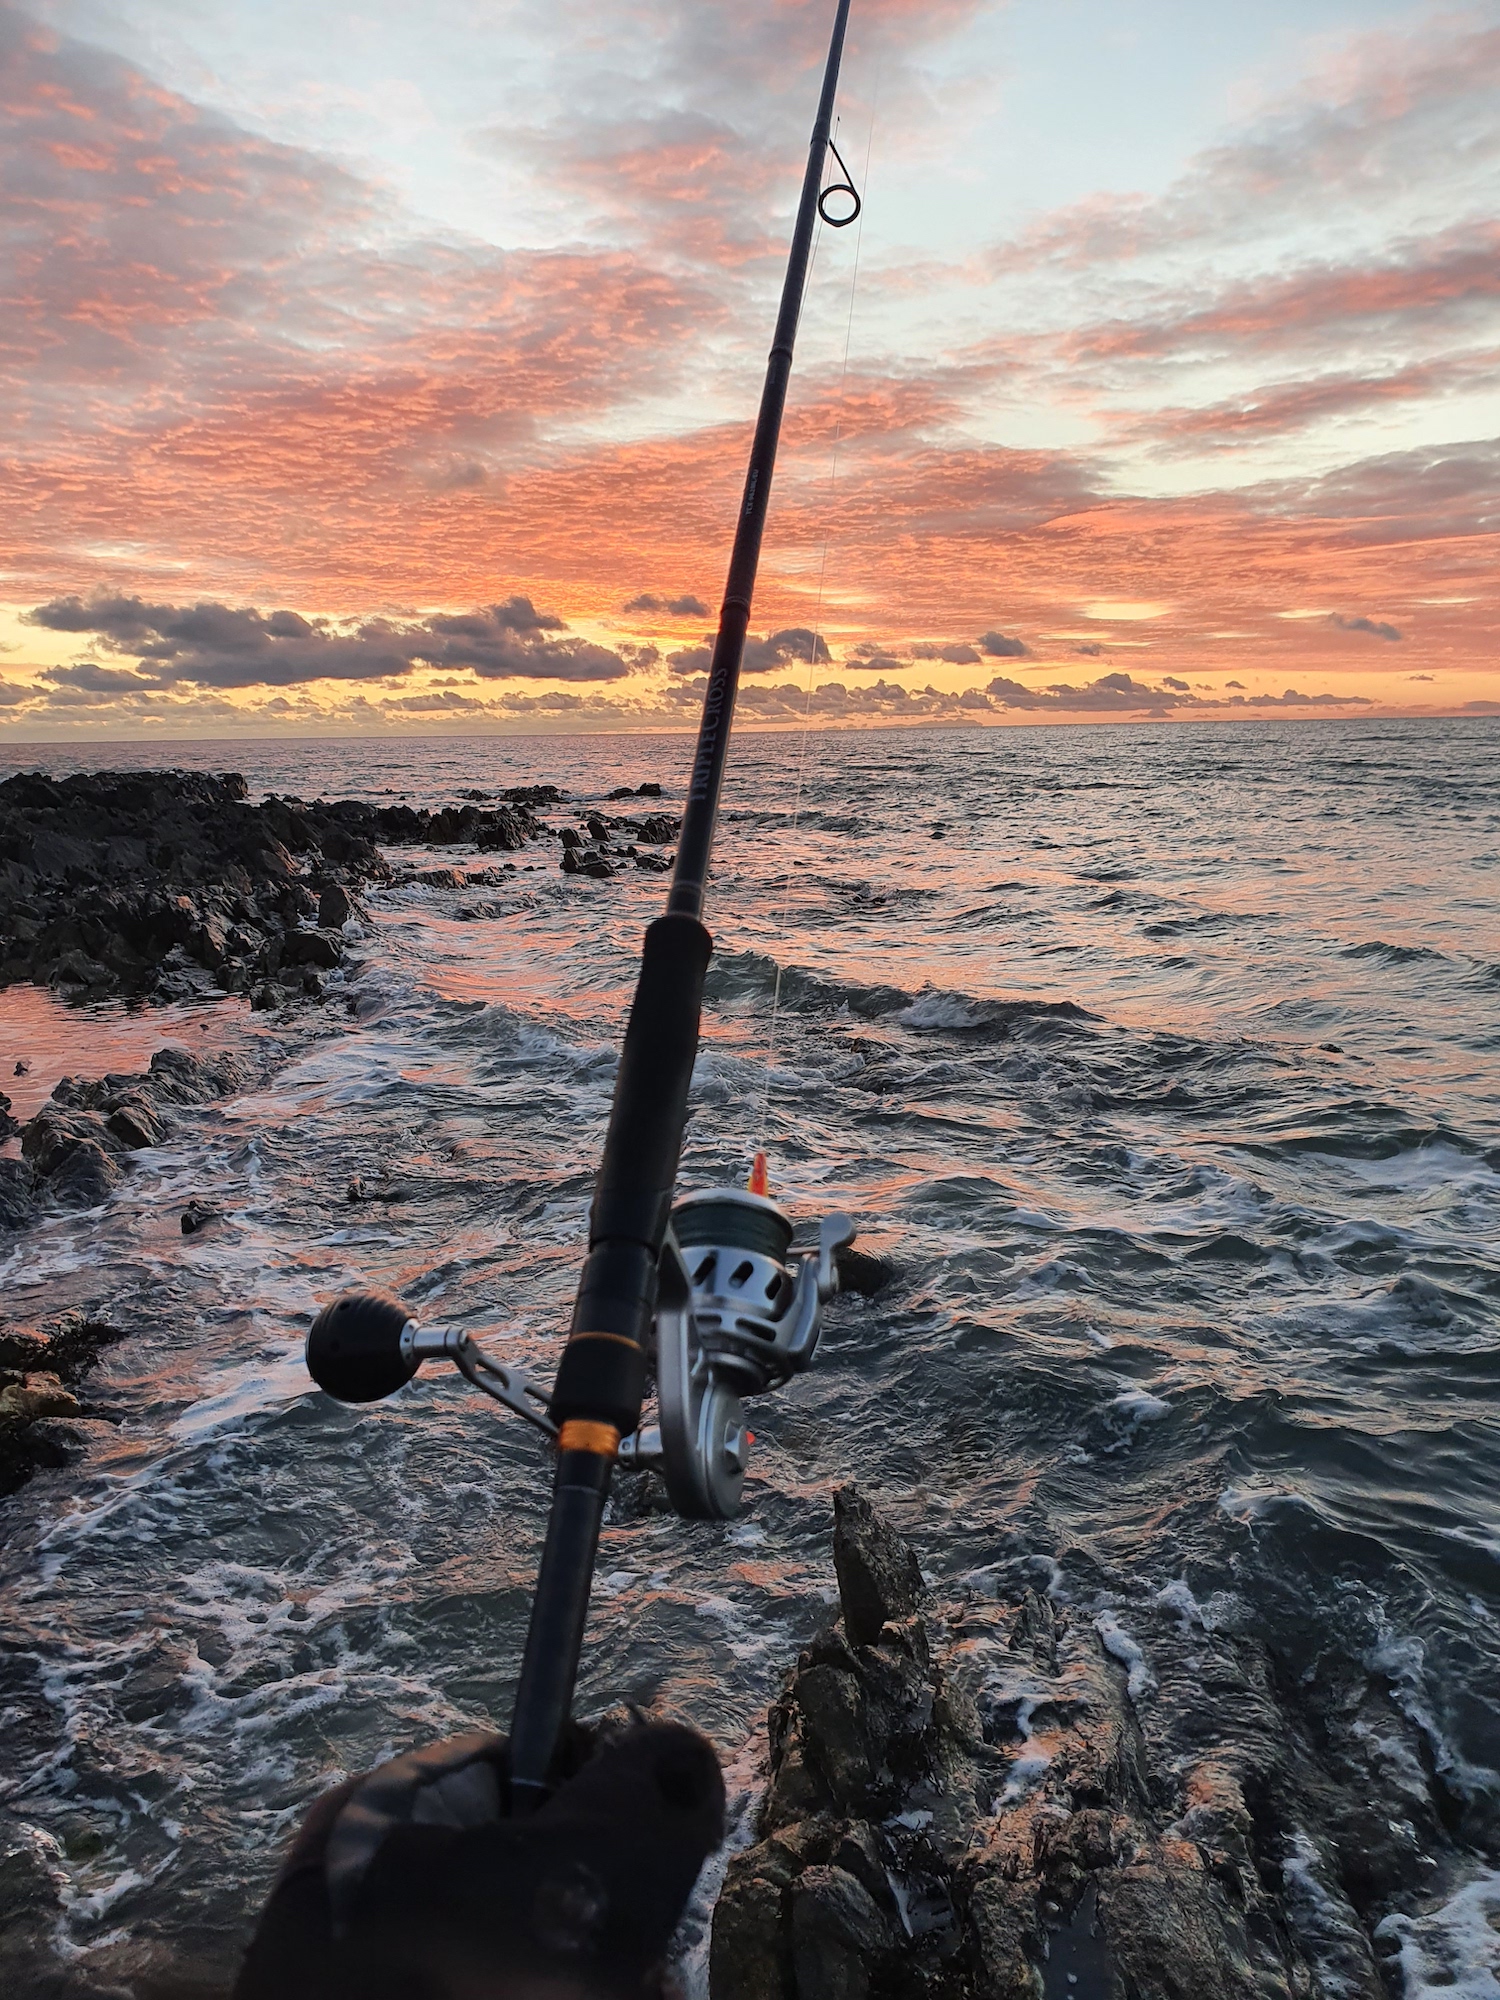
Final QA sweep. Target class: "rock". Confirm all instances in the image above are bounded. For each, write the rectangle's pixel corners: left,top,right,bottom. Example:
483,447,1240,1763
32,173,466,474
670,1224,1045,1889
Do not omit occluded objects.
47,1138,118,1205
559,827,583,850
0,1818,65,1929
0,1372,80,1419
13,1059,28,1075
833,1484,927,1645
416,867,464,888
711,1865,791,2000
21,1103,109,1178
580,856,615,879
319,883,352,928
0,1090,16,1140
791,1865,897,2000
283,927,342,970
832,1245,897,1297
712,1490,1434,2000
637,781,663,796
105,1095,166,1149
14,1049,249,1220
0,1158,35,1230
0,1328,51,1370
181,1199,219,1235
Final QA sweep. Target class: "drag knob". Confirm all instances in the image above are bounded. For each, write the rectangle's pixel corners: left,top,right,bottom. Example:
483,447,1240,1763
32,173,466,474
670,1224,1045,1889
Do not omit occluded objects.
307,1292,417,1403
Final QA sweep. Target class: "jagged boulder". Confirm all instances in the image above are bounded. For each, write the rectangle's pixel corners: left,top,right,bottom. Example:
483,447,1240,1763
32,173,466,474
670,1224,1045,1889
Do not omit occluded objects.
8,1046,252,1226
710,1486,1479,2000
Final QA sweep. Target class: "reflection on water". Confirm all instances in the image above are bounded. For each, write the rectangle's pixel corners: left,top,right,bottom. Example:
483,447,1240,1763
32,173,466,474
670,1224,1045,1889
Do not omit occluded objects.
0,719,1496,1984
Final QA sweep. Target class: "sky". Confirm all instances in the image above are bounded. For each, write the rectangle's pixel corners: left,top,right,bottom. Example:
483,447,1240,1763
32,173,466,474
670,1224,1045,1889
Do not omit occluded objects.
2,0,1498,736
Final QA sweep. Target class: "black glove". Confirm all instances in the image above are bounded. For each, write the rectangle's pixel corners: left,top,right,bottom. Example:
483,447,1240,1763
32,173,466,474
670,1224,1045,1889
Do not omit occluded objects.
234,1720,725,2000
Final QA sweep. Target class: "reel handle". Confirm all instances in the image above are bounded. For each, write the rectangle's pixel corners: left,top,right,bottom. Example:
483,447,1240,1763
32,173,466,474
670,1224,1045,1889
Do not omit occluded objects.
306,1292,416,1403
306,1294,556,1434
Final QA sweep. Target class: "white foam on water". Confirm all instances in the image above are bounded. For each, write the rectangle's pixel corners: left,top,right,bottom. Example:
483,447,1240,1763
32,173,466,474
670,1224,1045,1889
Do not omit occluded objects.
1154,1579,1204,1631
1375,1869,1500,1998
1109,1389,1170,1425
671,1731,765,2000
1093,1610,1155,1700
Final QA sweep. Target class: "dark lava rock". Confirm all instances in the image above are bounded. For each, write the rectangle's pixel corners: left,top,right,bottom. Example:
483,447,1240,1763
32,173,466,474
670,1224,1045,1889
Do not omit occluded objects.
180,1198,219,1235
832,1243,897,1298
833,1485,927,1646
0,768,387,1001
9,1046,250,1225
0,1310,127,1497
0,1090,16,1140
711,1486,1478,2000
0,770,563,1004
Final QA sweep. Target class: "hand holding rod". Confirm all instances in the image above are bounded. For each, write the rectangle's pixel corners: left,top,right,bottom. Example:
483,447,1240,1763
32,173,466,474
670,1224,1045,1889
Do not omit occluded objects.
506,0,857,1813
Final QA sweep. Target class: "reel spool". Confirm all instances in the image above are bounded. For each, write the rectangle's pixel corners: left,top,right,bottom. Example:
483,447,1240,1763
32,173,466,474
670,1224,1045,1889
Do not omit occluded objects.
306,1188,855,1523
620,1189,853,1516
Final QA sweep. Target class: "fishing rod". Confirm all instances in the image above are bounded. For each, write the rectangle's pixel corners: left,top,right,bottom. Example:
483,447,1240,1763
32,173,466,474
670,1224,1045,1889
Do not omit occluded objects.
305,0,863,1814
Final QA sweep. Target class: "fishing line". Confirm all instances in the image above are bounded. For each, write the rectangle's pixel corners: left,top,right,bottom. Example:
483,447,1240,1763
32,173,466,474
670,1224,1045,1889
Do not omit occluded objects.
756,76,879,1155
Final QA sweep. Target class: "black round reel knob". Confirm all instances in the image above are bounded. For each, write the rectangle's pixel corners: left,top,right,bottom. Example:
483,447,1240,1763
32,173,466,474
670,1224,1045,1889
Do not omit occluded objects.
306,1291,417,1404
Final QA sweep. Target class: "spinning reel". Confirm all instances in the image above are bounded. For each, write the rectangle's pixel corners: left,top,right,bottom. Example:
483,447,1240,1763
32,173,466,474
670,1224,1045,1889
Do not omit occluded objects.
306,1183,856,1521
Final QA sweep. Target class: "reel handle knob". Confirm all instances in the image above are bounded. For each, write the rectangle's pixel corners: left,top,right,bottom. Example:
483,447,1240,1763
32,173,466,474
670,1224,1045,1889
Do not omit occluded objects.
307,1291,417,1403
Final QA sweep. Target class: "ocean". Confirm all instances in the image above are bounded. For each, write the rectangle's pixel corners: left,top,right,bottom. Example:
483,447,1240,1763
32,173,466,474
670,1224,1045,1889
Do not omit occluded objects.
0,718,1496,1991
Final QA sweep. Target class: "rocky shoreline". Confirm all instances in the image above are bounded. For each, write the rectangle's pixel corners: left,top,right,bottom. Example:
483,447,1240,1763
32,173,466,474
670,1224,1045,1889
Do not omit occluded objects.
0,768,680,1009
712,1488,1495,2000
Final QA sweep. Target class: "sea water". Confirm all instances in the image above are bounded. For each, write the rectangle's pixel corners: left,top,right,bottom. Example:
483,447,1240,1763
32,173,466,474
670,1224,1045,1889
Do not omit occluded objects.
0,719,1495,1986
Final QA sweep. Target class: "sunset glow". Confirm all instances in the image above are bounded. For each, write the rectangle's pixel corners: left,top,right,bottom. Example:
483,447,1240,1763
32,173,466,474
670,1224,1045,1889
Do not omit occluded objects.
3,0,1497,734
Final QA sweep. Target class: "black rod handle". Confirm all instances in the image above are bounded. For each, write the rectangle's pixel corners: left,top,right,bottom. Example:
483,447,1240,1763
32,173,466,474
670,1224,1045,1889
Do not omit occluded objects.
508,1444,614,1812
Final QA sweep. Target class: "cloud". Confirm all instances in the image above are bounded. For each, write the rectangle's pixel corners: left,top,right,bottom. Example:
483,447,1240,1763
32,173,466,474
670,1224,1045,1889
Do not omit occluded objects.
978,631,1031,659
1407,674,1434,682
1073,643,1106,658
1226,680,1245,688
981,671,1373,715
1462,700,1500,714
23,593,639,687
624,593,709,616
666,627,830,675
911,641,981,664
1327,613,1401,641
987,17,1500,276
1161,676,1189,690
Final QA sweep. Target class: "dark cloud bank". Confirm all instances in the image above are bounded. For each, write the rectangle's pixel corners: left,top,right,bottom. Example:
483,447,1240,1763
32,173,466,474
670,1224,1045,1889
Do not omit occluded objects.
25,594,651,689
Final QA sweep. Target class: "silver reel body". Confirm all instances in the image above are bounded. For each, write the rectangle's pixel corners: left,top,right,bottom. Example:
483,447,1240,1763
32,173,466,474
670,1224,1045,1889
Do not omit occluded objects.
618,1188,854,1518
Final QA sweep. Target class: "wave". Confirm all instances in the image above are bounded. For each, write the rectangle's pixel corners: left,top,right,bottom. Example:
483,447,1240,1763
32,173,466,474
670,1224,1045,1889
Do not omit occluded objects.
706,949,1097,1033
1340,939,1451,967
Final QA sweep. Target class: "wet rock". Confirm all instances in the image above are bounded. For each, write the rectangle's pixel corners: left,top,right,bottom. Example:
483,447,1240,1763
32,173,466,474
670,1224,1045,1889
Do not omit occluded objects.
281,926,342,970
833,1485,927,1645
180,1199,219,1235
0,1372,80,1420
318,881,353,928
415,866,465,888
0,1817,66,1993
0,1089,16,1140
10,1048,249,1223
104,1095,166,1149
711,1488,1453,2000
0,767,388,1003
0,1316,125,1496
832,1244,897,1297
